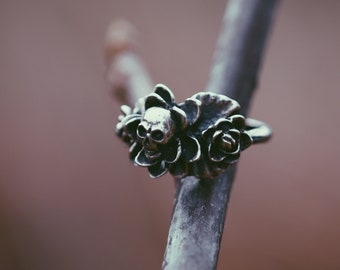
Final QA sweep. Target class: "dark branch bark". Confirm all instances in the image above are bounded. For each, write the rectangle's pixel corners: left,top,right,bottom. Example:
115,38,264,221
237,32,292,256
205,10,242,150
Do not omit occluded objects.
162,0,277,269
207,0,278,113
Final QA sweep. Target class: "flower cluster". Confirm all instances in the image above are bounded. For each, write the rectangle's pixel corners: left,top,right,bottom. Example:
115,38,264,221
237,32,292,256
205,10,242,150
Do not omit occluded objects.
116,84,253,179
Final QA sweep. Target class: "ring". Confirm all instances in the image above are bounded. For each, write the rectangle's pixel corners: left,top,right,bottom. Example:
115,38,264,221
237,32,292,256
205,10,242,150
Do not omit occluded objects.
116,84,272,179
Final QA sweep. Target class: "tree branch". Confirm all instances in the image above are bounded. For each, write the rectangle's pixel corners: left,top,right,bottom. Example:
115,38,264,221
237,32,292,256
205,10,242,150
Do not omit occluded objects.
105,20,152,105
162,0,277,269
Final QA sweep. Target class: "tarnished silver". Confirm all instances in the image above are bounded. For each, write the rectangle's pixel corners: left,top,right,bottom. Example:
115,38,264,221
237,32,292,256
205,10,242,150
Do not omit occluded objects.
116,84,271,179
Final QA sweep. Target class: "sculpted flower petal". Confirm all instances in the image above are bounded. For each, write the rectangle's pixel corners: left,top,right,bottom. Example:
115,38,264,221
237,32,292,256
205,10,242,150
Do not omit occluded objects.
229,129,241,139
148,160,168,178
133,97,145,114
116,114,141,143
120,104,132,116
240,132,253,150
135,149,158,167
191,92,240,125
179,98,201,125
116,122,123,134
224,153,240,164
154,84,175,105
180,135,201,162
129,142,142,161
125,117,141,139
171,106,188,130
202,127,214,141
221,134,236,151
161,139,182,164
145,93,167,110
216,160,230,170
222,131,241,155
169,161,188,179
215,118,233,132
211,130,223,144
208,143,228,162
120,113,141,125
230,114,246,130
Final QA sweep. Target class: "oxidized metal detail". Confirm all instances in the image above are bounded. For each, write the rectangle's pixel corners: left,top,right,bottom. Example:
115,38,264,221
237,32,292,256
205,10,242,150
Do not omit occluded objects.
116,84,270,179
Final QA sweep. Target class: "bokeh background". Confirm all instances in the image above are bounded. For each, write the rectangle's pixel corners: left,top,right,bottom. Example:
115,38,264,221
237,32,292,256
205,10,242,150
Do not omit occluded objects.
1,0,340,269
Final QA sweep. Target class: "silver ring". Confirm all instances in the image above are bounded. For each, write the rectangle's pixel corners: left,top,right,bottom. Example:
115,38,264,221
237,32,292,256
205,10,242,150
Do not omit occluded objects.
116,84,272,179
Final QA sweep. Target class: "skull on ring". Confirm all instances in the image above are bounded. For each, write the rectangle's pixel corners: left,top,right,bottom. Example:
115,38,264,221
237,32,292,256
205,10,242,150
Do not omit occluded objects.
137,107,175,161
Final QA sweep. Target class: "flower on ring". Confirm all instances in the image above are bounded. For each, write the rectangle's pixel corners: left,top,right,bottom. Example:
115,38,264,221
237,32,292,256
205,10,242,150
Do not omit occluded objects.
202,115,253,165
117,84,201,178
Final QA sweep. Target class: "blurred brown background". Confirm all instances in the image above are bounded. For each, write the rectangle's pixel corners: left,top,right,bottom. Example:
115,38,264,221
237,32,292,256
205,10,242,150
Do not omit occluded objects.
1,0,340,269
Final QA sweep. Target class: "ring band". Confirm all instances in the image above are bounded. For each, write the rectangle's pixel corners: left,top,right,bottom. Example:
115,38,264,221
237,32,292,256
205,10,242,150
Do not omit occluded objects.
116,84,272,179
245,118,272,144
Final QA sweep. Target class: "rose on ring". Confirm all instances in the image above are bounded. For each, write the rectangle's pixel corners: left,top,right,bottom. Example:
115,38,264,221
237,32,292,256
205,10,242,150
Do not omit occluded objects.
202,116,252,165
116,84,254,179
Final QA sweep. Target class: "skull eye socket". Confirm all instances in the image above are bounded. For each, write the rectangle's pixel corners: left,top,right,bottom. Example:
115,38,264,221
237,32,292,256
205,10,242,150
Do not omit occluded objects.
137,125,147,138
151,130,164,142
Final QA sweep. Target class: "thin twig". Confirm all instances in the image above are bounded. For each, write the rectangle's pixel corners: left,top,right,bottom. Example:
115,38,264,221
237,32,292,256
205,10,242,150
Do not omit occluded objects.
105,20,152,105
162,0,277,269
